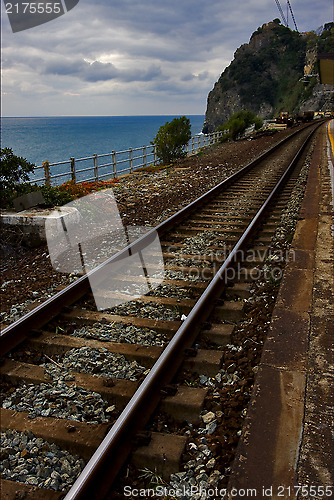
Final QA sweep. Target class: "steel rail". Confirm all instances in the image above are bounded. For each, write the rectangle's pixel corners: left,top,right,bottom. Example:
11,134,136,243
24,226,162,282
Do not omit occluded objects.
0,123,314,355
63,123,322,499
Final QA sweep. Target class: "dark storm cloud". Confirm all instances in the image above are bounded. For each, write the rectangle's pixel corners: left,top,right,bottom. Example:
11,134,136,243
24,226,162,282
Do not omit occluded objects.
42,58,162,82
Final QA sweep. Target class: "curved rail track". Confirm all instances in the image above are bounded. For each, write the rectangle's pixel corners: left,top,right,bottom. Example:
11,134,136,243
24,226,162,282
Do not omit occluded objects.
0,121,324,499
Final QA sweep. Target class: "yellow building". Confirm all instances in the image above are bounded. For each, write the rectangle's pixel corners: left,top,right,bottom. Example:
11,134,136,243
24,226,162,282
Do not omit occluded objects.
318,54,334,85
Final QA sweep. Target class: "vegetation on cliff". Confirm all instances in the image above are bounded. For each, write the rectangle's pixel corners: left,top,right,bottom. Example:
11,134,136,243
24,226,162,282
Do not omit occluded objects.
203,21,334,133
316,23,334,53
217,110,263,141
229,21,305,109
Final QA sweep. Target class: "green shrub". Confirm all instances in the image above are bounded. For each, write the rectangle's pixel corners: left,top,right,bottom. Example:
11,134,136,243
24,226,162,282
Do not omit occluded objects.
0,147,35,191
40,185,74,207
217,110,263,140
0,181,74,209
152,116,192,164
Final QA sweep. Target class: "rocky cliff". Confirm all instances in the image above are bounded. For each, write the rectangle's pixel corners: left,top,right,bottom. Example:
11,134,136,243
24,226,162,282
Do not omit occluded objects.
203,20,334,133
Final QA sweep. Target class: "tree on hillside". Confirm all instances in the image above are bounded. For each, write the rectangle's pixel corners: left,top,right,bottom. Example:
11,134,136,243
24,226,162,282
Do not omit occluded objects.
217,110,263,141
152,116,191,164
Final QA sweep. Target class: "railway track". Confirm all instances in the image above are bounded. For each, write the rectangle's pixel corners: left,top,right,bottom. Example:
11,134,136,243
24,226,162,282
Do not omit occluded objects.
0,122,323,499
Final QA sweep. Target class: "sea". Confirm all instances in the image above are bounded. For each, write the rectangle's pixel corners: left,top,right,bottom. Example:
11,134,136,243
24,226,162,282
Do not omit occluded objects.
1,115,205,184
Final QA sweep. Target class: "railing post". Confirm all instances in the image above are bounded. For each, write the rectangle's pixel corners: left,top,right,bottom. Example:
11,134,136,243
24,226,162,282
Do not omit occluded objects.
192,137,195,154
70,158,76,183
42,161,51,186
112,151,117,178
93,154,98,182
154,145,157,166
143,145,147,169
129,148,133,173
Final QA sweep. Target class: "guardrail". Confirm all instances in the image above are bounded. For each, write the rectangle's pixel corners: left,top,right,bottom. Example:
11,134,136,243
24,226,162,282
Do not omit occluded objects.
29,131,224,186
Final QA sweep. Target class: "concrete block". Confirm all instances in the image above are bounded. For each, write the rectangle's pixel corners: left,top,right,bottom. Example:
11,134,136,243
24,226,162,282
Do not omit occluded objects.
1,206,79,247
13,191,45,212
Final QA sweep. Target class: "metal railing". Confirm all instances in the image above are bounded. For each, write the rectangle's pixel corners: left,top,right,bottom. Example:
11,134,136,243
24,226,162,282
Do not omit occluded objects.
186,130,223,155
29,131,223,186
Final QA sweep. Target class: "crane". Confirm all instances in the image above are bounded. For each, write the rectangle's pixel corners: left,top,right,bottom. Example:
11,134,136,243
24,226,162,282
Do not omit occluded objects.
274,0,298,31
287,0,298,32
274,0,287,26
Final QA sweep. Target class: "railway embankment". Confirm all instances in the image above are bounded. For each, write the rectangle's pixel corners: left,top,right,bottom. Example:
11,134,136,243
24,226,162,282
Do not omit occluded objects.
0,122,332,499
228,122,333,498
0,126,301,320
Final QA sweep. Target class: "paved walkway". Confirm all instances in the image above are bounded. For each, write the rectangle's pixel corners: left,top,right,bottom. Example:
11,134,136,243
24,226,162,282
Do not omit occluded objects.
296,120,333,498
228,121,333,499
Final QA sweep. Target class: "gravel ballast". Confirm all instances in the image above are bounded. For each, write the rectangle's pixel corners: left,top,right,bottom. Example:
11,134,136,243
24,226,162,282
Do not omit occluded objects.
57,346,149,381
0,429,85,491
71,321,167,346
2,381,110,423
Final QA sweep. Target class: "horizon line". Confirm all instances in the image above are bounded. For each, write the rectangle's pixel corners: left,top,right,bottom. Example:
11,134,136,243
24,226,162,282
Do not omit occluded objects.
2,113,206,119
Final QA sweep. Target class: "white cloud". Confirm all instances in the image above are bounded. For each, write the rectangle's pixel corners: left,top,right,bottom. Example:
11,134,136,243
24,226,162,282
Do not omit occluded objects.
1,0,333,116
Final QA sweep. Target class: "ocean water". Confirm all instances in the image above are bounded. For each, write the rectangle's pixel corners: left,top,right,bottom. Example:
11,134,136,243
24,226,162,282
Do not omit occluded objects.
1,115,205,170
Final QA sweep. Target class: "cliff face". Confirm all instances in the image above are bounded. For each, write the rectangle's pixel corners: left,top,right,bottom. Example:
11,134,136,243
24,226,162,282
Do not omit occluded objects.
203,21,333,133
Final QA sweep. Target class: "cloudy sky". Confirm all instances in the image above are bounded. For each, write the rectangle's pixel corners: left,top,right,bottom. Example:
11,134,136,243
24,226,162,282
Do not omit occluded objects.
1,0,333,117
